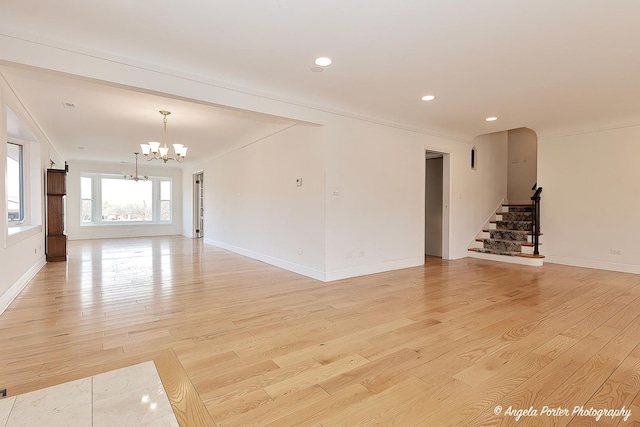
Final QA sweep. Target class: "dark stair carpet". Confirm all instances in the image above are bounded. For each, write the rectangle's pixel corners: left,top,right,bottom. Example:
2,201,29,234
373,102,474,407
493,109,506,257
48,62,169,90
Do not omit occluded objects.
479,205,533,256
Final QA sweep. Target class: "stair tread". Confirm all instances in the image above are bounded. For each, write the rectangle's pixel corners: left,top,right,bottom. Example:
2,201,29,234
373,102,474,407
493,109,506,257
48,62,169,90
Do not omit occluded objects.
496,211,533,214
483,229,543,235
476,238,527,244
490,220,534,232
515,253,546,259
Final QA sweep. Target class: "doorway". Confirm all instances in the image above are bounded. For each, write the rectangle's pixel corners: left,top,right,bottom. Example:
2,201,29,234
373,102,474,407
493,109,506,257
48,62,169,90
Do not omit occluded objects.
425,151,448,258
193,172,204,238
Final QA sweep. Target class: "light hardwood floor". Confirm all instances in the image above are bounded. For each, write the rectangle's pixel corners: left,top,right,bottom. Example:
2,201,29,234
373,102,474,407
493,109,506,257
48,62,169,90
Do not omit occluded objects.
2,236,640,426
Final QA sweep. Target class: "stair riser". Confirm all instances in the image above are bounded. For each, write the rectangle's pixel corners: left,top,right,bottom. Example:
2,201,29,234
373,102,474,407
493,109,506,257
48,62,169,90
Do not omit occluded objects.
496,221,531,231
483,239,522,252
499,212,532,222
522,246,535,255
472,248,516,256
490,230,528,242
503,206,532,213
482,231,541,244
468,249,543,266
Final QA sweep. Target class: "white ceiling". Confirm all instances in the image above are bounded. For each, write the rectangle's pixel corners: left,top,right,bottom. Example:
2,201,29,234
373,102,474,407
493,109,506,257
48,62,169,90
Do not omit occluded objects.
0,65,297,166
1,0,640,165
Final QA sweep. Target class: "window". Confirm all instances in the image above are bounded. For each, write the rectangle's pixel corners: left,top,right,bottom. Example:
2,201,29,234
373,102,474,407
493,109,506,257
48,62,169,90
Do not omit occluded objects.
102,177,153,222
471,146,477,170
81,174,172,225
160,180,171,221
7,142,24,224
80,176,93,223
5,109,43,245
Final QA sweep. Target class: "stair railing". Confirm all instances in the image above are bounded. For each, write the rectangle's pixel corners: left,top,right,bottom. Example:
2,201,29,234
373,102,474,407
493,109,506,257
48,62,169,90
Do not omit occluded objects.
531,185,543,255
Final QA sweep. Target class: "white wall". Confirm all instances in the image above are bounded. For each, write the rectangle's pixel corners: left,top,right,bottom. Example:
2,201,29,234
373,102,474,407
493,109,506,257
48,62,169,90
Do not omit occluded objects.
0,77,59,313
322,119,510,280
0,38,511,284
508,127,538,203
4,31,640,285
458,131,509,244
201,124,327,280
539,125,640,274
323,117,426,280
66,161,183,240
185,113,509,281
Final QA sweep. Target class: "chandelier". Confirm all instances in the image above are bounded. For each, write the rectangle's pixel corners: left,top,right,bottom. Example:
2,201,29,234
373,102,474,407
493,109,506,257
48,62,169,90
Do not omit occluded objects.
124,152,148,181
140,110,188,163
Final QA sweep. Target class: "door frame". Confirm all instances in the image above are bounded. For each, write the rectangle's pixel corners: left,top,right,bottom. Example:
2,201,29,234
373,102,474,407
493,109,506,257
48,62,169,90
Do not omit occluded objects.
193,172,204,238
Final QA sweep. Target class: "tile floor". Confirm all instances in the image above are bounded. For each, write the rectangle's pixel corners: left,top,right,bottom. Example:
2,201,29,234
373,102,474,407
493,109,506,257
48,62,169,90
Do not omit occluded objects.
0,361,178,427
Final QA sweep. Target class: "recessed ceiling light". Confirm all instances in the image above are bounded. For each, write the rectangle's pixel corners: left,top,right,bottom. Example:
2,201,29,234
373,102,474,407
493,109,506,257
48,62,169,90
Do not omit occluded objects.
421,95,436,101
485,117,498,122
314,57,332,67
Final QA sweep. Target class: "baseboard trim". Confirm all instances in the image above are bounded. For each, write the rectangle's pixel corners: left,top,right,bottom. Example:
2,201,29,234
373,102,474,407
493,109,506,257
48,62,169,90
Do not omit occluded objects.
545,255,640,275
204,239,326,281
324,257,425,282
0,256,46,315
203,240,425,282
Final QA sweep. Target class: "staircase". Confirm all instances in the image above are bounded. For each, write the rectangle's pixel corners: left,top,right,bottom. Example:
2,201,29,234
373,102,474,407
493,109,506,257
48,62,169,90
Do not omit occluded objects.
468,203,545,266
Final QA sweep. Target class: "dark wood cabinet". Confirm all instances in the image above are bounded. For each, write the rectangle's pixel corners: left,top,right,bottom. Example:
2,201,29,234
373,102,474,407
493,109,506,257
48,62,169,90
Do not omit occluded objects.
46,168,67,262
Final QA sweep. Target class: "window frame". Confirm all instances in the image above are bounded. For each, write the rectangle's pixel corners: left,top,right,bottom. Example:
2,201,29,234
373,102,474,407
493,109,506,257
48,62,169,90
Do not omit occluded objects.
4,108,43,249
80,176,94,223
158,180,171,223
6,141,25,226
80,173,173,226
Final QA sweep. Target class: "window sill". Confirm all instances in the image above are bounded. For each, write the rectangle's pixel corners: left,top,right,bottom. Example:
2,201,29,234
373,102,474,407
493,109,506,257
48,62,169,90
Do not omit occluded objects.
80,222,172,227
6,224,42,247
